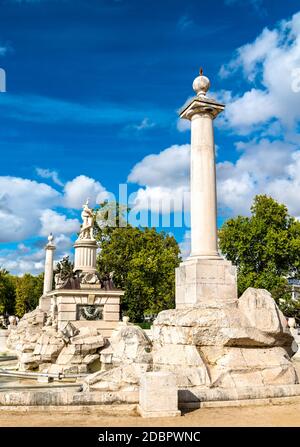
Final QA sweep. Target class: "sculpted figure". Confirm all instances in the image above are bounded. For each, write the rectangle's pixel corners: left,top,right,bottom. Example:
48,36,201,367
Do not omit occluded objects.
79,199,95,240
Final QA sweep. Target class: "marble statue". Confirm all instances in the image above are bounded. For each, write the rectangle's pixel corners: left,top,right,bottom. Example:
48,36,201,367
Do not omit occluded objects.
79,199,95,240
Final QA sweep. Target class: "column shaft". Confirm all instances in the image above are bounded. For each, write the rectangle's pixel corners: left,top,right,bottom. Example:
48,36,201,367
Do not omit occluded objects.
190,113,219,258
43,248,54,295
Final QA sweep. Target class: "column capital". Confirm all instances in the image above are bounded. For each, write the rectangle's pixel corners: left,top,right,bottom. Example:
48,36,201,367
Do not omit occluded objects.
45,233,56,250
179,96,224,121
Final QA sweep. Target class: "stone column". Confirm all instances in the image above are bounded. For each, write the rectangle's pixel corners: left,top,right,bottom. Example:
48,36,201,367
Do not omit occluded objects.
43,233,55,295
190,112,218,258
73,239,97,274
181,70,223,259
175,70,237,308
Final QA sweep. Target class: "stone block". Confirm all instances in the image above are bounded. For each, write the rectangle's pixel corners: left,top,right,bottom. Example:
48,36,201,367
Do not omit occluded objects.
58,311,77,321
57,296,76,305
153,343,204,366
138,372,181,417
83,354,100,365
104,312,120,321
58,303,77,312
37,375,53,383
175,258,237,308
104,304,120,312
88,294,96,305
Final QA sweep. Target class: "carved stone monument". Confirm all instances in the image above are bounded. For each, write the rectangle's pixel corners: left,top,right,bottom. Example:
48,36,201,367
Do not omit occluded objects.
43,200,123,335
73,200,99,280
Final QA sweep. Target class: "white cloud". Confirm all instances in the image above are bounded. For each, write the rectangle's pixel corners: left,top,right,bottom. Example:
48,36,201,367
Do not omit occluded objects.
0,176,61,242
0,233,75,276
39,209,80,237
128,136,300,221
176,118,190,132
128,144,190,188
217,138,300,217
179,231,191,260
218,12,300,133
36,167,64,187
132,117,156,131
63,175,109,209
0,173,110,274
128,144,190,213
0,173,109,244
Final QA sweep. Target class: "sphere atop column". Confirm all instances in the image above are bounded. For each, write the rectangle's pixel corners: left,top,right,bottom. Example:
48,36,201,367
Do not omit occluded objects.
192,68,210,97
46,233,55,249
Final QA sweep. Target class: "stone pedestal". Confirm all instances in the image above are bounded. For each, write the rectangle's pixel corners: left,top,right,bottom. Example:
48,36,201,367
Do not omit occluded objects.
47,288,123,336
138,371,181,418
74,239,97,273
176,258,237,308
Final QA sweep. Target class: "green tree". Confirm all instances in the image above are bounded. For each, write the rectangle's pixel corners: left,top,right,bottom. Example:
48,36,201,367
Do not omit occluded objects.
53,256,74,279
15,273,44,317
94,202,181,322
219,195,300,319
0,268,16,315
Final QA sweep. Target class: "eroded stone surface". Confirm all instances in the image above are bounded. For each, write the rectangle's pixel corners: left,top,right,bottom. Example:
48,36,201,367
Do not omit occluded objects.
7,307,107,374
83,321,152,391
152,288,298,389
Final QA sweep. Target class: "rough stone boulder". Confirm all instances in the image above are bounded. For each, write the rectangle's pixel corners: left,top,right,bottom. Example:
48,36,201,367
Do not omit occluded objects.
238,288,292,346
83,320,152,390
84,363,150,392
43,326,106,375
110,320,152,365
7,306,107,373
6,308,47,370
152,288,298,389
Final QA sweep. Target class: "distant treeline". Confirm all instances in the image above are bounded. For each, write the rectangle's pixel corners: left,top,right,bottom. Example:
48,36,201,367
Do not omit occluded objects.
0,270,43,317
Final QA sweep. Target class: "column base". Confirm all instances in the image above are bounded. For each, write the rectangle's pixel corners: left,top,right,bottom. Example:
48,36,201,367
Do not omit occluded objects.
137,406,181,418
39,295,52,312
175,257,237,309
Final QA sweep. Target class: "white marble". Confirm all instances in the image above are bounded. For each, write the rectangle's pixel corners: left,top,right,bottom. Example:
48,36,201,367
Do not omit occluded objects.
138,371,181,418
74,200,98,273
180,70,224,259
176,70,236,308
43,234,55,295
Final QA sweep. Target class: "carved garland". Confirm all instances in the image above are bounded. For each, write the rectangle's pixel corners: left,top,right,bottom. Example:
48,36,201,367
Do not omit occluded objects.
79,305,103,321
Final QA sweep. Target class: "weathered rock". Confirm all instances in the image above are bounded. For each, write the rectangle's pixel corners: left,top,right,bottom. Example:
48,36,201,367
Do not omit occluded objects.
238,288,292,345
7,308,46,352
83,322,153,390
152,288,298,389
84,363,151,392
110,321,152,365
8,305,107,373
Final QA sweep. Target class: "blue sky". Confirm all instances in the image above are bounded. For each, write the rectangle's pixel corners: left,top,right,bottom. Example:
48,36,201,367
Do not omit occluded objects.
0,0,300,274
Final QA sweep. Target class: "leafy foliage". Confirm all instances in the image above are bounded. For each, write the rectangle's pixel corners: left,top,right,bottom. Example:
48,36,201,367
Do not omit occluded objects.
15,273,44,317
219,195,300,320
0,268,16,315
94,202,181,322
53,256,74,281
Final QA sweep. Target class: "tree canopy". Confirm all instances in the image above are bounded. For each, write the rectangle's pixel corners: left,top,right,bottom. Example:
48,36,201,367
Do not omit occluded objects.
219,195,300,318
94,202,181,322
0,268,16,315
15,273,44,317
